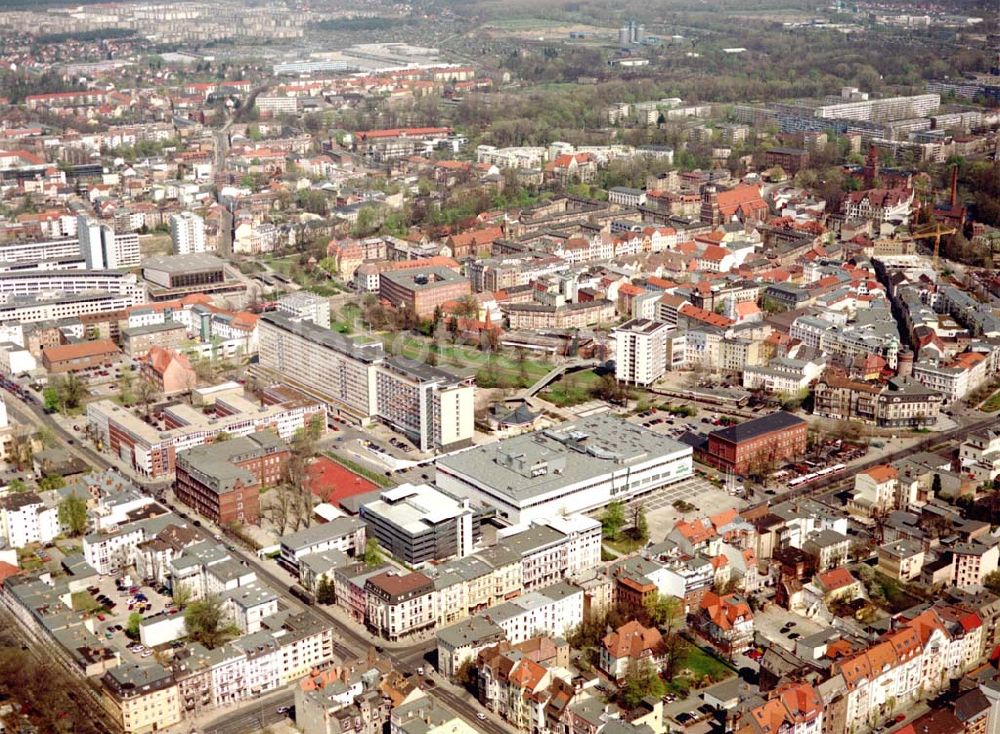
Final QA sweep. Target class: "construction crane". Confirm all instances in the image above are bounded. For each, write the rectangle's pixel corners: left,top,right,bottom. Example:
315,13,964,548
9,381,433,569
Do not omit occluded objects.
908,221,958,272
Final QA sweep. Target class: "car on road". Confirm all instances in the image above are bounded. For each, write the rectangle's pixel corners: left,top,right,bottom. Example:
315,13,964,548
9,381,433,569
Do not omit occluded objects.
476,713,486,721
276,706,291,715
417,667,424,675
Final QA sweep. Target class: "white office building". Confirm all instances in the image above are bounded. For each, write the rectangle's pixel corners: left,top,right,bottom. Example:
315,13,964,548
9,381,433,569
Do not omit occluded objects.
276,291,331,329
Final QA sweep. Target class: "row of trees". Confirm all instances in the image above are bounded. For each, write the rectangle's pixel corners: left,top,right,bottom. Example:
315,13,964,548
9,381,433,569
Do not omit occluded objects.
262,414,324,535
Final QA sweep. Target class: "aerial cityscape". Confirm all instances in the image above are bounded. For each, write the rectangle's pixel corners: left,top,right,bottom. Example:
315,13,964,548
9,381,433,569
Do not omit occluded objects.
0,0,998,733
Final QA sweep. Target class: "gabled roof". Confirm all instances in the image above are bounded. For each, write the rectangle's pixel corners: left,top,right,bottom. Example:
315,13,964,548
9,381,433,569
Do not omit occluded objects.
601,620,663,660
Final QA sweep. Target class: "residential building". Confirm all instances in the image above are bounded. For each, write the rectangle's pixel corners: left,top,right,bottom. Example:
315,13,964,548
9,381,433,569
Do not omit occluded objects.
877,539,925,582
365,570,436,641
813,372,942,428
170,212,207,256
739,683,824,734
374,357,475,453
436,615,507,678
613,318,669,386
599,620,664,683
847,465,900,517
101,663,182,734
122,321,187,359
79,217,141,270
0,491,61,549
294,664,390,734
953,542,1000,589
484,581,584,645
139,346,197,396
696,591,754,656
258,312,383,422
912,352,991,403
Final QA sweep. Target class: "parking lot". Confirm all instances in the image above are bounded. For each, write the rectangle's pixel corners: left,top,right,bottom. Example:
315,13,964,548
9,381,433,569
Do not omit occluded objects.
80,572,176,662
753,606,826,653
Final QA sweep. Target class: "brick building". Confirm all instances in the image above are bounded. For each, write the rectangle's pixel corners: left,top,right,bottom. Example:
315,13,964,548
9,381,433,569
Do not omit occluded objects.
697,411,807,475
41,339,121,373
174,431,290,525
764,147,810,175
379,267,471,319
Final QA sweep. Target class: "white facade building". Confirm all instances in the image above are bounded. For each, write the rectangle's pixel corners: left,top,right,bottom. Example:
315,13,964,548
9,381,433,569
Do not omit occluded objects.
613,318,669,386
170,212,207,255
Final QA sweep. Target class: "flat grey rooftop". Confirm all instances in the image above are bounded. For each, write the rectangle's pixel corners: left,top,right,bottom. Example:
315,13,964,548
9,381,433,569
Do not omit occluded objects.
435,413,690,505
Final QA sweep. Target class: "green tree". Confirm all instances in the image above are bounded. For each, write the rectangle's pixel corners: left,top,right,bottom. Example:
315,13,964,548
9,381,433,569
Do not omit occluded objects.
984,570,1000,595
363,537,383,567
455,658,477,689
42,386,60,412
126,612,142,640
316,577,336,604
118,369,136,406
184,596,239,649
53,373,87,412
619,659,666,708
7,478,26,492
172,583,192,610
644,592,684,635
39,474,65,491
213,431,233,443
602,500,626,541
135,378,160,419
633,505,649,542
58,493,88,536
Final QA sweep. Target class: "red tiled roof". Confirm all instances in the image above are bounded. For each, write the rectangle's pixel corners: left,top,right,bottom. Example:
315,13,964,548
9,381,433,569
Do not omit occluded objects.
816,567,856,591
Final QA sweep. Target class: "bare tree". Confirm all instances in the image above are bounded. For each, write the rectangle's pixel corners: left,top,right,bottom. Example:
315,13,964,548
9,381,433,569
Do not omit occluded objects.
135,378,160,419
266,483,293,535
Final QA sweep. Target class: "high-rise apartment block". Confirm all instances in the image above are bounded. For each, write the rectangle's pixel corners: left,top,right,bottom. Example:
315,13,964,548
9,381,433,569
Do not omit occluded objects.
613,318,670,386
169,212,207,255
78,216,140,269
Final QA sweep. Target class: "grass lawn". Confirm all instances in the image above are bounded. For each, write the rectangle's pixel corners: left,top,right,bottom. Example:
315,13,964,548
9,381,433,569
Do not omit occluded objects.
983,390,1000,412
666,641,735,693
540,369,605,406
56,541,81,555
268,256,341,295
867,570,922,614
603,535,646,555
71,591,103,613
384,335,552,389
332,304,363,334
